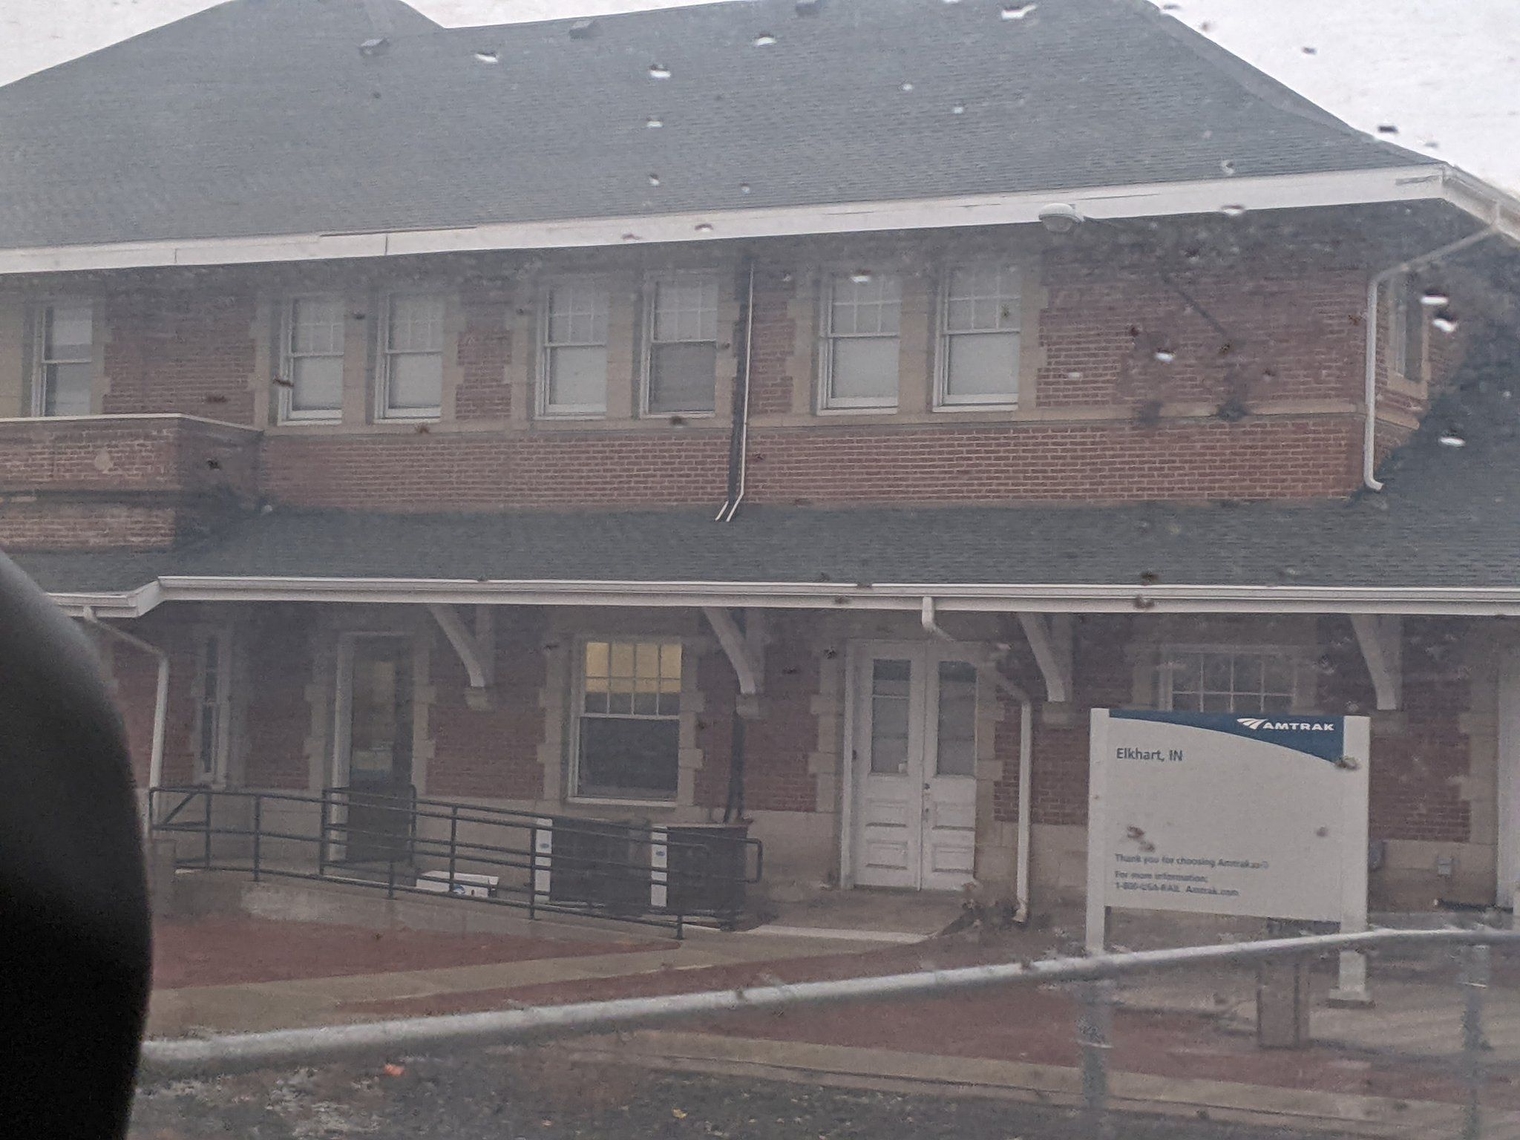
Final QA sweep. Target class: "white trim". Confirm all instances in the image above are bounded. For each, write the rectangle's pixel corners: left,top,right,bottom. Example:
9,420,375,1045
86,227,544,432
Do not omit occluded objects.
0,411,260,431
0,167,1497,276
1349,613,1402,711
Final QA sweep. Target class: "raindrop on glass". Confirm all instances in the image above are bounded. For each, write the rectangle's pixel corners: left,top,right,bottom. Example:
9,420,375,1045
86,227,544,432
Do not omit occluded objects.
1432,315,1459,334
1376,124,1398,135
753,32,777,46
1438,432,1466,448
1001,3,1037,18
951,102,966,115
473,48,500,64
1219,204,1247,218
649,64,672,80
645,116,663,128
1220,159,1237,175
900,81,914,92
739,183,752,194
694,222,714,234
648,173,661,186
1301,45,1317,55
1420,291,1450,308
1154,350,1176,364
850,270,873,285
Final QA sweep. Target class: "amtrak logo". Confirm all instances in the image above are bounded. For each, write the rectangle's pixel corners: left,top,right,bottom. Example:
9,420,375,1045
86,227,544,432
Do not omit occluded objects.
1237,717,1336,732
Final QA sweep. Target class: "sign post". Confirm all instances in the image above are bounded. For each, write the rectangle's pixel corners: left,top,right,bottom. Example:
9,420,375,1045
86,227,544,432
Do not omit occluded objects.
1087,710,1371,1003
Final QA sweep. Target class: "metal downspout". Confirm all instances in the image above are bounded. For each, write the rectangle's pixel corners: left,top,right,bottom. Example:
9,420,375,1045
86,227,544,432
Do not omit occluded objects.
1363,226,1500,491
82,608,168,831
717,258,757,523
921,597,1034,923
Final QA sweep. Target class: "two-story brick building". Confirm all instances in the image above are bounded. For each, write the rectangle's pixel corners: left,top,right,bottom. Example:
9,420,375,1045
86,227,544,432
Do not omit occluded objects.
3,0,1520,921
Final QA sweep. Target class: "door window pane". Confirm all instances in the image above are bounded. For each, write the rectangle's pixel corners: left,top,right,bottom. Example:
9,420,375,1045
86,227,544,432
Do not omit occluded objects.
870,658,912,774
935,661,978,777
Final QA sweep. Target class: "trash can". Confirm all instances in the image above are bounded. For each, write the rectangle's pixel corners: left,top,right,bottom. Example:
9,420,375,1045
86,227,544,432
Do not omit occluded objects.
666,823,754,923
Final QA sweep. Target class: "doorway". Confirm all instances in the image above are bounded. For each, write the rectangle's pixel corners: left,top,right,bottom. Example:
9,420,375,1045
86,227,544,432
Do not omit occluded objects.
335,634,416,863
848,642,980,890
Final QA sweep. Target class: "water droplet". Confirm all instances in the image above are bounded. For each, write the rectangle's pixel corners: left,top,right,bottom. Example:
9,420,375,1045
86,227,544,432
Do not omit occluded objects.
1432,315,1459,334
649,64,671,80
738,182,752,194
1001,3,1037,18
951,102,966,115
473,48,500,64
569,18,597,39
694,222,714,234
1420,291,1450,308
1301,45,1317,55
1067,370,1083,380
1439,432,1466,448
1219,204,1247,218
900,81,914,92
850,270,873,284
1161,2,1180,8
358,37,390,57
1423,140,1441,149
648,173,661,186
1220,159,1237,175
753,32,777,46
1376,124,1398,135
941,0,963,5
1154,350,1176,363
620,232,642,242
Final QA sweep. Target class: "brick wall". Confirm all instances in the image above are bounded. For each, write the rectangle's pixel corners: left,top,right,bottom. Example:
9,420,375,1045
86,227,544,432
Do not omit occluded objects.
455,286,513,420
103,290,259,422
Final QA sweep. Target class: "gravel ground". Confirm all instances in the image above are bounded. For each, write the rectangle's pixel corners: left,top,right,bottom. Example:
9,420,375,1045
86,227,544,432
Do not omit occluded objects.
129,1050,1351,1139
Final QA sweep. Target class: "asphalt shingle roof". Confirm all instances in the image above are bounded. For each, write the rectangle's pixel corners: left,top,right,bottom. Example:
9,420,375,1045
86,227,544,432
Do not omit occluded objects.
12,334,1520,597
0,0,1432,250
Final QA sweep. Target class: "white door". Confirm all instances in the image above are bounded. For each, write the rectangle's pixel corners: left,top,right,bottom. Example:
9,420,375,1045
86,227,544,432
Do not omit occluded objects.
852,644,981,890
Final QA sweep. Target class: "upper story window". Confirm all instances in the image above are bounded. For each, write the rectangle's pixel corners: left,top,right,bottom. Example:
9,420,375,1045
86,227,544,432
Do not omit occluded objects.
1161,648,1298,715
644,274,718,415
937,264,1021,408
575,639,683,802
819,273,901,411
32,300,93,417
539,281,609,418
281,296,345,422
379,293,445,419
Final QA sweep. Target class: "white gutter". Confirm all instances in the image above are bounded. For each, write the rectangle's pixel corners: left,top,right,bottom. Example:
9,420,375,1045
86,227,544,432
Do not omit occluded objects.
1362,225,1503,492
80,609,168,829
0,167,1450,276
921,598,1033,924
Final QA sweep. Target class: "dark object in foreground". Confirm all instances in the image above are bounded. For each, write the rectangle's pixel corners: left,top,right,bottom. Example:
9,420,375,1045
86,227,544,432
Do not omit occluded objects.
0,553,150,1138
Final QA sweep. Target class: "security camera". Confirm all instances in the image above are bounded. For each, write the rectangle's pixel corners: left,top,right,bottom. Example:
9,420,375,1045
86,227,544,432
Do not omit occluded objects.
1037,203,1085,234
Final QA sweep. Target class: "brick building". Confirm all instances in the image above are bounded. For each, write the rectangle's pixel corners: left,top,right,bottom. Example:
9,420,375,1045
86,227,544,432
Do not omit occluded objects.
2,0,1520,918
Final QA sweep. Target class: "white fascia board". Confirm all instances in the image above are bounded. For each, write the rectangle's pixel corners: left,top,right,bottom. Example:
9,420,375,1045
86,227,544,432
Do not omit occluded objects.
135,575,1520,615
0,166,1453,276
51,580,163,619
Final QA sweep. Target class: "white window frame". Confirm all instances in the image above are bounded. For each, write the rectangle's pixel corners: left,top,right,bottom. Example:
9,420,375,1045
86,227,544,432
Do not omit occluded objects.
817,273,902,413
376,290,445,421
934,263,1022,410
192,626,234,787
537,279,610,420
640,271,720,417
568,636,686,806
1156,644,1306,715
30,298,95,418
278,294,346,423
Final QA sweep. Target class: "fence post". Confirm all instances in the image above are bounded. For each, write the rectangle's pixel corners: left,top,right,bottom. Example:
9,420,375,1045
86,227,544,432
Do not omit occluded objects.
318,790,329,879
252,795,263,884
1462,942,1491,1140
531,818,553,920
1077,979,1114,1140
650,826,669,912
203,788,213,869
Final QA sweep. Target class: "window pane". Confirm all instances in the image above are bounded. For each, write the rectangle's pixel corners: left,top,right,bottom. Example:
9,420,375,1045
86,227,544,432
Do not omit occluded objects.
292,298,344,354
936,661,977,777
291,355,343,412
1201,654,1232,692
946,332,1019,400
1264,657,1294,695
578,717,680,799
870,659,912,775
548,285,608,345
609,642,635,678
388,295,444,352
1234,655,1263,693
44,362,93,416
547,344,607,410
46,302,93,359
946,266,1020,332
831,275,901,336
831,336,899,402
634,642,660,678
585,641,609,679
654,277,718,342
649,342,717,413
387,353,442,411
659,643,682,679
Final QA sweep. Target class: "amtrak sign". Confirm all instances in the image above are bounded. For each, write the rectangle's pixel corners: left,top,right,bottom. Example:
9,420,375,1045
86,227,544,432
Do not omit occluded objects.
1086,709,1370,955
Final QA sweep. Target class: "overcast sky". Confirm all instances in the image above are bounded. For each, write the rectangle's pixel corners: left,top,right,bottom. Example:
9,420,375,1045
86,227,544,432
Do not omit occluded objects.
2,0,1517,192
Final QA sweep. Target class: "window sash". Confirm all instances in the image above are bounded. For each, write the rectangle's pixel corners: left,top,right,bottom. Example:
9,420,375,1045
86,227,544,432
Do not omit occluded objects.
937,265,1021,407
34,301,94,417
282,296,345,421
1161,648,1298,715
575,639,683,801
540,283,609,416
821,274,901,410
645,275,719,415
379,293,445,418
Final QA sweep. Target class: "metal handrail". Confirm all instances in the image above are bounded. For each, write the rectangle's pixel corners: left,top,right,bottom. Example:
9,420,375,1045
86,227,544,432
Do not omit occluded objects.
141,926,1520,1080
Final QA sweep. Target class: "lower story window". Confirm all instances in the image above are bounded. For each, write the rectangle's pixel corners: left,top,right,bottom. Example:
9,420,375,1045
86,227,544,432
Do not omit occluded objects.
1163,648,1296,715
576,639,682,800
